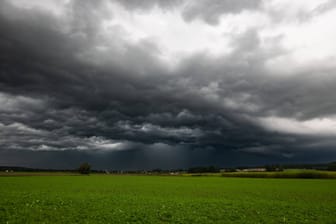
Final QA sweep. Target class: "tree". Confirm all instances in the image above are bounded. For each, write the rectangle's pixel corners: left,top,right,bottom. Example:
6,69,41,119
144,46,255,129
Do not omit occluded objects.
78,162,91,174
328,162,336,171
188,166,220,173
265,164,283,172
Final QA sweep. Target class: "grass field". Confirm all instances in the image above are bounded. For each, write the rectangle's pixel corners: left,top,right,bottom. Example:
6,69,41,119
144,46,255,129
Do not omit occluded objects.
1,175,336,223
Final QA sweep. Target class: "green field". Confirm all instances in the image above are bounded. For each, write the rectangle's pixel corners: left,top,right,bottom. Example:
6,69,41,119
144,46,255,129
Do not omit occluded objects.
1,175,336,223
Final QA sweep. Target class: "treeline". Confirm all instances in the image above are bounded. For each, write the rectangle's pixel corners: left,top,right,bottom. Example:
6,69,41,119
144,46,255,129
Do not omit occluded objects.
0,166,105,173
221,170,336,179
233,161,336,172
187,166,220,173
1,161,336,174
281,162,336,171
0,166,59,172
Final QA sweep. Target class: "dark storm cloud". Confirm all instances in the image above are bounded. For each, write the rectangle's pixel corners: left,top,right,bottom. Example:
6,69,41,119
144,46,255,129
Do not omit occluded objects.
0,0,336,169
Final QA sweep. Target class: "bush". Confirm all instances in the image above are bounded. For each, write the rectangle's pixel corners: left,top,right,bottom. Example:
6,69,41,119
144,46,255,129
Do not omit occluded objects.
78,162,91,174
265,164,284,172
327,163,336,171
188,166,220,173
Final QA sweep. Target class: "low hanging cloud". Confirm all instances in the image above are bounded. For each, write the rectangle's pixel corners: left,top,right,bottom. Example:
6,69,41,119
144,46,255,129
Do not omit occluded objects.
0,0,336,169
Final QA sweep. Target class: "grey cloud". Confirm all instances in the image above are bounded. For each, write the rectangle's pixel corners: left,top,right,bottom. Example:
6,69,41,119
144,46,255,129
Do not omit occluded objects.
182,0,262,25
113,0,262,25
265,0,336,24
0,0,335,169
114,0,183,11
312,0,336,15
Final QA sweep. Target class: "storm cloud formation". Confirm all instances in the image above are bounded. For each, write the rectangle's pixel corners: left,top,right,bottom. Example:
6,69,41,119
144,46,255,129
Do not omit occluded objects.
1,0,336,169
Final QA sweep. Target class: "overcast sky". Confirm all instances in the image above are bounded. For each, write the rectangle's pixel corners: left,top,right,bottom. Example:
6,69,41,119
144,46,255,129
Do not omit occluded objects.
1,0,336,169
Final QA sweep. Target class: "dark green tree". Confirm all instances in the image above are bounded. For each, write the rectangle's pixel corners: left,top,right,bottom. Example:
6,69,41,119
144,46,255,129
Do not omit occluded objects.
328,162,336,171
78,162,91,174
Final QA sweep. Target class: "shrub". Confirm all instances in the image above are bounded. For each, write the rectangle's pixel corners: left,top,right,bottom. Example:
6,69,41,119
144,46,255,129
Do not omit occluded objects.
188,166,220,173
78,162,91,174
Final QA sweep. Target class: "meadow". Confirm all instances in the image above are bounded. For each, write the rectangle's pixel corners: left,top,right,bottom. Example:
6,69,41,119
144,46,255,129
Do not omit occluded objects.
1,175,336,223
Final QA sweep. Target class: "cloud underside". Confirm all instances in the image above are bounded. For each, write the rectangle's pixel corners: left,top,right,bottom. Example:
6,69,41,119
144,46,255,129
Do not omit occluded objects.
1,0,336,168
